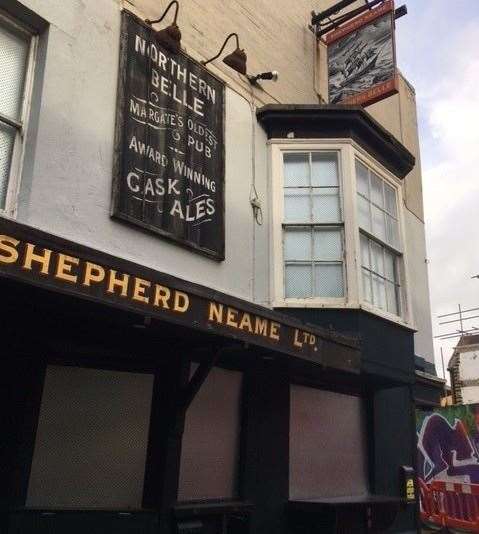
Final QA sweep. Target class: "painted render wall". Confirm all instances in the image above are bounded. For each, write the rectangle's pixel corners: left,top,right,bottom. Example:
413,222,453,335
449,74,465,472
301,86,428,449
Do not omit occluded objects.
15,0,265,303
459,349,479,404
11,0,433,362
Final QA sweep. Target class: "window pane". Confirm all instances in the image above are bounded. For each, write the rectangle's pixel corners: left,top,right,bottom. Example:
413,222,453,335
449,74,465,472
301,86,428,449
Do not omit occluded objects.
290,386,369,499
0,22,29,120
385,214,399,248
384,248,396,282
357,195,371,232
356,160,369,198
311,153,338,186
372,274,386,309
284,227,311,261
360,234,370,269
386,281,399,315
178,367,242,501
0,121,16,210
362,269,372,303
285,264,312,298
312,188,340,222
371,205,386,241
313,229,342,261
284,153,309,186
370,172,383,207
384,182,397,217
314,264,344,297
284,188,310,221
27,366,154,509
371,241,384,276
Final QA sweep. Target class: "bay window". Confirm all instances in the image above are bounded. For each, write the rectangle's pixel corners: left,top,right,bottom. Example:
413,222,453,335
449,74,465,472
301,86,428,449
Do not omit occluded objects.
259,104,415,327
282,152,344,299
356,159,401,316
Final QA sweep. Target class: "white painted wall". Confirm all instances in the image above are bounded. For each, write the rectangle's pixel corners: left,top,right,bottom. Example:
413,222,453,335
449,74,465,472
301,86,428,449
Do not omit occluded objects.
462,388,479,405
9,0,435,366
460,349,479,380
459,349,479,404
14,0,267,302
403,210,434,362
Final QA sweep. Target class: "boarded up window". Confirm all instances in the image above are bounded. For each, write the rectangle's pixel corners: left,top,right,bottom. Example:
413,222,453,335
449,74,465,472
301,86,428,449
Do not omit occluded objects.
27,365,154,509
178,366,242,501
290,385,369,499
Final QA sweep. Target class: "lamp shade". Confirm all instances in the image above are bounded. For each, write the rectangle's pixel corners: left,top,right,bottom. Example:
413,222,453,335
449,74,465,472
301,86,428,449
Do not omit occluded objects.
222,47,247,75
155,22,182,54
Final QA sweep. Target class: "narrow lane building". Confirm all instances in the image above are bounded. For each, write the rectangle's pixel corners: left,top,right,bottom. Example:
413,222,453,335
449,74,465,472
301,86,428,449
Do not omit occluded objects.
0,1,442,532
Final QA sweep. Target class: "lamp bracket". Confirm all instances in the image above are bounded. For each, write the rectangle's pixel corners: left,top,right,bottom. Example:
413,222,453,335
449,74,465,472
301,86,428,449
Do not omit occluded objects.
146,0,179,26
202,33,240,66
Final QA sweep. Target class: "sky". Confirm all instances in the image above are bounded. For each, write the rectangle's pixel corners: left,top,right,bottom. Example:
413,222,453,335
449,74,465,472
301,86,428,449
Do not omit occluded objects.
394,1,479,379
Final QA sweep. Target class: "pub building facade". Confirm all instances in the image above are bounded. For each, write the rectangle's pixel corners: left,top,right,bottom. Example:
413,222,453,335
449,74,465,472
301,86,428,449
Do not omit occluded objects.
0,0,442,533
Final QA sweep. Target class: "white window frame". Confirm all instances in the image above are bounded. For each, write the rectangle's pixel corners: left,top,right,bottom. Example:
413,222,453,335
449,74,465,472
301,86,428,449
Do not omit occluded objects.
351,144,413,326
269,139,414,329
0,9,37,217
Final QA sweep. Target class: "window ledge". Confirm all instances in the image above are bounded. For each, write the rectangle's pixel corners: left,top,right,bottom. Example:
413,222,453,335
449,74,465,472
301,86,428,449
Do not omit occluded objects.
173,500,254,518
273,299,353,309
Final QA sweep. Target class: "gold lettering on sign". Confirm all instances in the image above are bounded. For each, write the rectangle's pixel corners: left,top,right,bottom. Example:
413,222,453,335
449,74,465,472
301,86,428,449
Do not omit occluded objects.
107,269,129,297
226,307,238,328
0,235,19,264
55,254,79,283
83,262,105,286
270,322,280,341
293,329,303,348
238,313,253,333
23,243,52,275
173,291,189,313
0,232,319,355
208,302,223,323
153,284,170,309
254,317,268,337
132,277,151,304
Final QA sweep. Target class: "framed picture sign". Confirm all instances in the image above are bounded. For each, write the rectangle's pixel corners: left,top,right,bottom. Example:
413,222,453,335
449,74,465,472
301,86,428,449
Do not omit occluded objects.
112,11,225,259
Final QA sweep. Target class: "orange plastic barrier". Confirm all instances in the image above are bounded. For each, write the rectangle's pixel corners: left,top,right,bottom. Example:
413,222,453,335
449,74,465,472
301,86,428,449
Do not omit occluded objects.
420,479,479,532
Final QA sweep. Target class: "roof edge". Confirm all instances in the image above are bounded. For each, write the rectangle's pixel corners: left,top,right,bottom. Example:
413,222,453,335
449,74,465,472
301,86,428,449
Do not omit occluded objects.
256,104,415,179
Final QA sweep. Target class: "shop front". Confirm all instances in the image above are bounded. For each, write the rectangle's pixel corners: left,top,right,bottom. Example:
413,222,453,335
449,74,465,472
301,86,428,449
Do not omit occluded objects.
0,216,420,534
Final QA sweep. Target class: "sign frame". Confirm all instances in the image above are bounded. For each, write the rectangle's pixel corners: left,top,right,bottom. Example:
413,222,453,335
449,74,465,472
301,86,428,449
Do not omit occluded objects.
325,0,399,107
112,10,226,261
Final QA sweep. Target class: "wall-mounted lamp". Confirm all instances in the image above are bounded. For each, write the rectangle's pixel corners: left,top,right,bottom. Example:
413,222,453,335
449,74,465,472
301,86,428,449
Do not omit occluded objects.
247,71,279,85
202,33,247,76
146,0,181,54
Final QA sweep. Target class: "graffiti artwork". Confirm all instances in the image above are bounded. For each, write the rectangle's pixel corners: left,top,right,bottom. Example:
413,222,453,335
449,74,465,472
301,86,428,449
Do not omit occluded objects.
417,404,479,532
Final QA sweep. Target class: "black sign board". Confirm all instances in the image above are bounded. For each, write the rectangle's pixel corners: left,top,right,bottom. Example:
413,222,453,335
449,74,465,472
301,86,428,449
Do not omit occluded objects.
0,218,360,373
112,11,225,259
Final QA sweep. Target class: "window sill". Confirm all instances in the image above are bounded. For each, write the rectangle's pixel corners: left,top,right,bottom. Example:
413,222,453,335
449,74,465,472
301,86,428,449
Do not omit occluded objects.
288,494,402,508
173,500,254,518
272,298,350,308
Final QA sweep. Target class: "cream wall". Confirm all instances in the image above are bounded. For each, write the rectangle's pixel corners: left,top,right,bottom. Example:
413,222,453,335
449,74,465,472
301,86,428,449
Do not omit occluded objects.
131,0,427,224
11,0,434,362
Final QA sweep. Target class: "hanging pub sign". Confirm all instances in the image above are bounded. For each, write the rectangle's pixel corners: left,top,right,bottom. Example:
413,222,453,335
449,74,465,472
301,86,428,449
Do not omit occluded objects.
325,0,398,107
112,11,225,260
